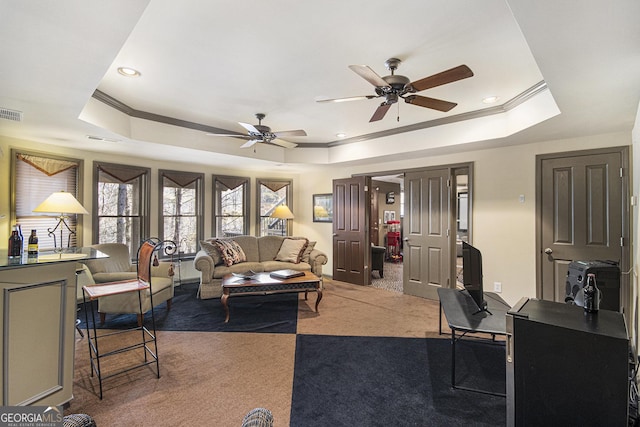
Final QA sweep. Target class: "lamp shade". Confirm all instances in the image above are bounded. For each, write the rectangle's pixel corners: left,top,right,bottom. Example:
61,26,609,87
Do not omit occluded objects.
33,191,89,215
271,205,294,219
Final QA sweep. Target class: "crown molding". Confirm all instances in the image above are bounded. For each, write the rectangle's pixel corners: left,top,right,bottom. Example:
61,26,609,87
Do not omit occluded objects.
92,80,547,147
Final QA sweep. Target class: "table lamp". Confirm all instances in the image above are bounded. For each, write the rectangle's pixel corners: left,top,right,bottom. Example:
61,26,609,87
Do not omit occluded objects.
33,190,89,250
271,204,294,235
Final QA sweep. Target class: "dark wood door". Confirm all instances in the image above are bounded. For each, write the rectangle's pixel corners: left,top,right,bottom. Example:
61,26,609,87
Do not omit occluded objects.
403,168,451,299
370,187,379,246
538,149,627,306
333,177,370,285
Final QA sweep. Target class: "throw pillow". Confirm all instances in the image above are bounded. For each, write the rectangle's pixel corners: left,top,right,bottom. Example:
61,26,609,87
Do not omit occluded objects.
200,239,223,266
274,238,308,264
301,241,316,264
213,239,247,267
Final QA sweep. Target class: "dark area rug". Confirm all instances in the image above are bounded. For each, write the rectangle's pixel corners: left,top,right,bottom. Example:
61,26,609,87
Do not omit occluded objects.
290,335,506,426
77,287,299,333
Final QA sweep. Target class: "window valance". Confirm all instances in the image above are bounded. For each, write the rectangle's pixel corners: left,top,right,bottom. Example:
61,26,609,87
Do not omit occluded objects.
17,153,78,176
97,163,148,183
162,171,202,188
260,180,290,193
216,176,248,191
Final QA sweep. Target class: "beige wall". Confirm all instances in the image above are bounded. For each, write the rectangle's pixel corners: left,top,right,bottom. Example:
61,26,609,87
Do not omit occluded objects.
320,131,632,306
0,130,634,309
631,102,640,352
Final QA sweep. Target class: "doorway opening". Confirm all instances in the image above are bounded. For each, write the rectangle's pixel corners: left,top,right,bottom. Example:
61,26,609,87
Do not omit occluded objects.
454,167,470,288
371,174,404,293
367,164,471,295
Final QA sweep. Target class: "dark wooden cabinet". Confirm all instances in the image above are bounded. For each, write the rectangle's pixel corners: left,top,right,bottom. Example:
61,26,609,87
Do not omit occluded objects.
506,298,629,426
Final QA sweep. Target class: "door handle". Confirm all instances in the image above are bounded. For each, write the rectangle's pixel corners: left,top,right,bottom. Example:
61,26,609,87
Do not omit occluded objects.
544,248,553,255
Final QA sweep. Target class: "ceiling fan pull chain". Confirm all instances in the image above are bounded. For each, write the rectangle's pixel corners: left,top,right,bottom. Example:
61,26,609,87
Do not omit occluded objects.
397,103,400,122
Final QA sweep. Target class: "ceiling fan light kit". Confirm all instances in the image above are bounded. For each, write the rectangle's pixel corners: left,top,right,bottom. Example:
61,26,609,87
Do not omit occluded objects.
321,58,474,122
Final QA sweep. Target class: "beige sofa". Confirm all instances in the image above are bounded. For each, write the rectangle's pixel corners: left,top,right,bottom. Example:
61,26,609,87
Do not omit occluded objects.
194,235,327,299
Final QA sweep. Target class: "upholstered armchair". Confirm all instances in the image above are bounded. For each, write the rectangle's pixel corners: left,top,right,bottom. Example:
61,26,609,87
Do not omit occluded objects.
82,242,176,325
371,244,385,278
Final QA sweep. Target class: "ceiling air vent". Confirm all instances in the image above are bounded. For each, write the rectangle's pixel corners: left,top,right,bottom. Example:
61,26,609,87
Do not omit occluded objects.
0,108,23,122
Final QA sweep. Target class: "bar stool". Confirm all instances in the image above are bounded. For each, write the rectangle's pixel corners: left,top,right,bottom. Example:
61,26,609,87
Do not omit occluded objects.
82,238,170,399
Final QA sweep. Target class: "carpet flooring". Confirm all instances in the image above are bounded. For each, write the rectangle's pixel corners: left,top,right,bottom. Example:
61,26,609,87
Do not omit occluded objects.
290,335,505,426
78,291,300,333
371,260,403,293
66,279,506,426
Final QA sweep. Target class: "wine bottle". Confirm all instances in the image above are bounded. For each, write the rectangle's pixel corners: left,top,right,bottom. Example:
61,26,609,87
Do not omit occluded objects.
28,229,38,255
8,227,17,257
583,273,600,313
8,225,22,257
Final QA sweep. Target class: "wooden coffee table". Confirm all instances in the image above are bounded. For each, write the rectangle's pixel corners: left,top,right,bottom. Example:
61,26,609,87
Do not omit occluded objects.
221,271,322,322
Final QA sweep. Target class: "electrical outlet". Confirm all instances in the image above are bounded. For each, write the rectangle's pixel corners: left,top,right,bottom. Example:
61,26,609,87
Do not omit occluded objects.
494,282,502,293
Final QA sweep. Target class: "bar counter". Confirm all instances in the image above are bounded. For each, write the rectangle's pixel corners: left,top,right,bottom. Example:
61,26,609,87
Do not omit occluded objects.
0,247,106,269
0,247,106,406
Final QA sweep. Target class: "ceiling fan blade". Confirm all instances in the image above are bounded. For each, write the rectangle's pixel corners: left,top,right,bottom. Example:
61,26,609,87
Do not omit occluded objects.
273,129,307,137
206,133,251,140
240,139,260,148
404,95,457,112
238,122,260,133
316,95,377,103
369,103,392,122
349,65,390,88
270,139,298,149
409,65,474,92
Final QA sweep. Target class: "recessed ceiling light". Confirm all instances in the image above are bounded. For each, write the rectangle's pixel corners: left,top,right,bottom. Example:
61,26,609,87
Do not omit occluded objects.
482,96,499,104
87,135,120,143
117,67,141,77
336,133,346,138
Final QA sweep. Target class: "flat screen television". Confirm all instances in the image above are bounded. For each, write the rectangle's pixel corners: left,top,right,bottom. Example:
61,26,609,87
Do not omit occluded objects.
462,241,488,313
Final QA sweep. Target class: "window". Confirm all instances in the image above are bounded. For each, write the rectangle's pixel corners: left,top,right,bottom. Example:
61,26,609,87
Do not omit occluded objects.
160,170,203,255
94,162,150,257
257,179,292,236
213,176,249,237
12,151,84,250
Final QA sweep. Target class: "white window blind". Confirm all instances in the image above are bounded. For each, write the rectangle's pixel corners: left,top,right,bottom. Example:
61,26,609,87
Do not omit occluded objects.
14,153,80,250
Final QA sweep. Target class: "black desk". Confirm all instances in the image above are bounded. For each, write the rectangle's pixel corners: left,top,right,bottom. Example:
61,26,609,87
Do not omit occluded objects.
437,288,511,396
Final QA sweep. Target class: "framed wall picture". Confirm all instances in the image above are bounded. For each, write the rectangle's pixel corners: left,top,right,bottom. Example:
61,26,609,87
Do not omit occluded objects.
313,193,333,223
383,210,396,223
386,191,395,204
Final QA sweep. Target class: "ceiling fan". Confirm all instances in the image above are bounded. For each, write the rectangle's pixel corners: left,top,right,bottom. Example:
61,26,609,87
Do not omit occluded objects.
317,58,473,122
207,113,306,148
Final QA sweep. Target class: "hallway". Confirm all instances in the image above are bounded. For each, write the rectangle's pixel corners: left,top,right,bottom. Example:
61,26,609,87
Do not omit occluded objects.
371,260,403,293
